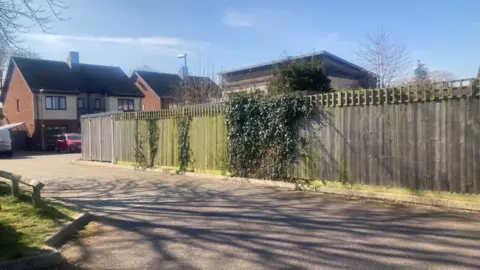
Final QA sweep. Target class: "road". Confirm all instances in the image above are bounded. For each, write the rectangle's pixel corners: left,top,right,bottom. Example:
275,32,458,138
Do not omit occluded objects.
1,153,480,269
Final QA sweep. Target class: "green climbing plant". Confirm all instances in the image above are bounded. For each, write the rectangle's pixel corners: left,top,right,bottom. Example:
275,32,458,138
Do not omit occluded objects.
225,92,312,180
133,118,148,170
134,118,160,169
147,118,159,168
177,115,191,172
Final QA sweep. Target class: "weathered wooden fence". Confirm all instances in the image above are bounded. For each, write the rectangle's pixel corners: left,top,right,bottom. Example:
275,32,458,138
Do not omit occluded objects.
81,112,117,162
111,104,227,173
81,78,480,194
293,78,480,194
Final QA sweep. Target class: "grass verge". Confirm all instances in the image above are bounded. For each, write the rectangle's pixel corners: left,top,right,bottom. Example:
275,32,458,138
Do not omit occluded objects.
310,180,480,203
0,182,78,261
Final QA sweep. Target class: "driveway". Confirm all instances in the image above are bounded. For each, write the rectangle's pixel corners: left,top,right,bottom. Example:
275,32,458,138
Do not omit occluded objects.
1,153,480,269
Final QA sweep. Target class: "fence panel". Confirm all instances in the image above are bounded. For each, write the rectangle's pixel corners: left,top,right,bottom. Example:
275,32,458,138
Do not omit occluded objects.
82,113,115,162
81,118,90,160
115,119,136,164
295,97,480,193
188,114,227,174
155,118,178,168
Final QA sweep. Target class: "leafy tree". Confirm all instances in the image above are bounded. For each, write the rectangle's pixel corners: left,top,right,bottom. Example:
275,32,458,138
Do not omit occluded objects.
414,60,430,84
269,59,332,94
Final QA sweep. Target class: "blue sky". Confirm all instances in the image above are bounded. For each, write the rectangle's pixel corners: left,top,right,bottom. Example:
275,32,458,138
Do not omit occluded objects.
21,0,480,78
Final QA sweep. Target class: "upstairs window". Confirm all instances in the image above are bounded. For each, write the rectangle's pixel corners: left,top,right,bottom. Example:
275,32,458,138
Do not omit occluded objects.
77,98,84,109
118,99,134,111
95,99,102,109
45,96,66,110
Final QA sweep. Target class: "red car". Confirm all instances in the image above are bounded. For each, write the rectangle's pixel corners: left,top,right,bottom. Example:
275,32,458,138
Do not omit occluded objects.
55,133,82,153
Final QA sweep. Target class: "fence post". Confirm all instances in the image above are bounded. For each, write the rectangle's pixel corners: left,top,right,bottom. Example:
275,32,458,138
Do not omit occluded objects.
29,180,45,208
99,117,103,162
134,112,139,165
32,187,42,208
111,115,116,164
473,78,479,97
89,117,92,161
11,178,20,198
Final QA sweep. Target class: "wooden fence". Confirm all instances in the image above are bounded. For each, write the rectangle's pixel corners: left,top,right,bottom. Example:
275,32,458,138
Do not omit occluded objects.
112,104,227,173
81,78,480,194
81,112,117,162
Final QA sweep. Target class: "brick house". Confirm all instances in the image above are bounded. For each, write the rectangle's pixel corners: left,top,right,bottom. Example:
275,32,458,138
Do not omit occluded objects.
219,51,377,95
131,70,220,110
131,70,180,110
0,51,144,150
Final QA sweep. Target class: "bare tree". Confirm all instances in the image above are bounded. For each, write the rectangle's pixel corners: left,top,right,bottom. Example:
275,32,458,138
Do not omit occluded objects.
173,76,221,106
0,46,40,87
135,65,156,72
0,0,67,50
429,70,455,82
357,28,410,88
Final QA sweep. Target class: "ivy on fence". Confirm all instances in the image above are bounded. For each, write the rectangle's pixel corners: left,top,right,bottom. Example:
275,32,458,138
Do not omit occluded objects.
133,117,148,169
177,115,191,172
147,119,159,168
133,117,160,169
225,93,312,180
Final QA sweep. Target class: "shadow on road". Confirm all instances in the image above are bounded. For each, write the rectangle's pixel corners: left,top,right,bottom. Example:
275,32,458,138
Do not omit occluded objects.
45,176,480,269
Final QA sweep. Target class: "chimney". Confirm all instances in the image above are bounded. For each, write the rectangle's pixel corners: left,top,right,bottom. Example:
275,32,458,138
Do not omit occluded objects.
66,51,79,69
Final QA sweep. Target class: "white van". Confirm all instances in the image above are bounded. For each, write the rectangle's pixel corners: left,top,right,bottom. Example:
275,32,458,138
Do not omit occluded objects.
0,128,12,157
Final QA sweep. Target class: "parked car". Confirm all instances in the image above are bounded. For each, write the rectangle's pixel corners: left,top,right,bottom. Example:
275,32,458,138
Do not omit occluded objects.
0,129,13,157
55,133,82,153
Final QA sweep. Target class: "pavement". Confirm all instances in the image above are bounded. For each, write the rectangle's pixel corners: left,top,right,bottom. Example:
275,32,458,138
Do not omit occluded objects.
1,152,480,270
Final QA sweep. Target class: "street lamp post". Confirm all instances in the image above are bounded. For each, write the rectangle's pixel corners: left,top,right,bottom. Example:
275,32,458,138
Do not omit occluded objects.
177,53,188,79
177,54,188,104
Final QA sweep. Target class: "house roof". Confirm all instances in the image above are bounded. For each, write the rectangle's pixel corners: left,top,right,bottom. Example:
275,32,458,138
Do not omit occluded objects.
186,75,218,86
9,57,143,97
218,50,375,76
133,70,181,97
132,71,220,98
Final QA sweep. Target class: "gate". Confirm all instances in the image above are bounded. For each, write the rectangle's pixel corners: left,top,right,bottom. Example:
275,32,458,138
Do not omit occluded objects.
81,112,117,162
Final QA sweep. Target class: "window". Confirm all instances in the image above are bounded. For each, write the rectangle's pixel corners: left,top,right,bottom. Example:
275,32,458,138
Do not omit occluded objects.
45,96,66,110
45,126,67,135
66,134,81,140
16,99,19,112
118,99,134,111
95,99,102,109
77,98,84,109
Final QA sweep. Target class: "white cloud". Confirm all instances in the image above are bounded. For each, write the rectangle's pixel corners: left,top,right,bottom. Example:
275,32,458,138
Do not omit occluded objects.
222,10,255,27
19,33,212,74
24,33,183,46
22,33,208,53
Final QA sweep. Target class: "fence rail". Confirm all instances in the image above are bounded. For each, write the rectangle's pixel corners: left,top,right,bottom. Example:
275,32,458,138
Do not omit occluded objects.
0,170,45,207
306,78,479,107
115,103,225,120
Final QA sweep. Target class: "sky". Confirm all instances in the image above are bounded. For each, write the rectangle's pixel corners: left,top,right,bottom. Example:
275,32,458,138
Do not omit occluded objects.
19,0,480,79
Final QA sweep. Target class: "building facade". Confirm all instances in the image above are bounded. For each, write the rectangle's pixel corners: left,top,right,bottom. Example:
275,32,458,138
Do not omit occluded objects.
0,52,143,150
219,51,377,95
